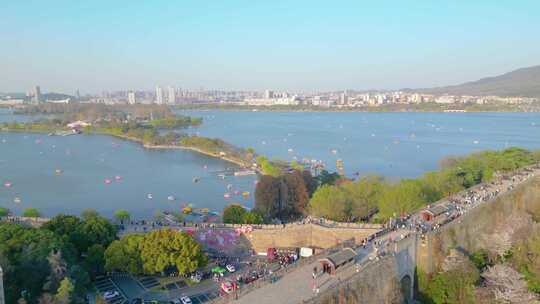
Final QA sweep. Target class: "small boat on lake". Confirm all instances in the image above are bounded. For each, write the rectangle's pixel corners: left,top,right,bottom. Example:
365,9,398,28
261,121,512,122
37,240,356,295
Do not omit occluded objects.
104,179,112,185
115,175,122,181
193,177,200,183
168,195,176,201
4,182,12,188
193,208,209,214
234,170,256,176
223,193,231,199
13,197,21,204
147,193,153,199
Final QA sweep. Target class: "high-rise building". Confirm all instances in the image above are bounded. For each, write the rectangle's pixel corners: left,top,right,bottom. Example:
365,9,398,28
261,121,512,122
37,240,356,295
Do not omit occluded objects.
128,91,136,104
155,86,164,104
32,85,41,104
75,89,81,100
264,89,273,99
339,92,348,105
167,86,176,104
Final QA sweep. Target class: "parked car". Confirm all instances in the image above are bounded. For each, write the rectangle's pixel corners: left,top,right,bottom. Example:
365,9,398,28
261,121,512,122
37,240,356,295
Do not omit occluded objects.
171,298,191,304
103,291,120,300
226,264,236,273
221,281,236,294
243,273,259,284
180,296,192,304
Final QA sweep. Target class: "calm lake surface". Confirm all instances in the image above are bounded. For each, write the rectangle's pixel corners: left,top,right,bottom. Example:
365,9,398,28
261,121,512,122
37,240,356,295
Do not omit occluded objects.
0,109,255,218
1,108,539,218
180,110,540,177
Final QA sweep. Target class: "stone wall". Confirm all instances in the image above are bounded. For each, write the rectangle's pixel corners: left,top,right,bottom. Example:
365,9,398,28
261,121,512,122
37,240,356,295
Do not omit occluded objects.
417,176,540,274
246,223,382,253
306,257,405,304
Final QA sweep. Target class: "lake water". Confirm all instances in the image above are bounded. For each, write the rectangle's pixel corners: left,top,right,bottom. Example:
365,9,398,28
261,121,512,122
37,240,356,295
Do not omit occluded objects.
1,108,539,218
179,110,540,177
0,109,255,218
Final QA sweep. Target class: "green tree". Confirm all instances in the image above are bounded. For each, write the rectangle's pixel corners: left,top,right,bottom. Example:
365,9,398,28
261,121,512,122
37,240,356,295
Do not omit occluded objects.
22,208,41,218
376,179,427,219
256,156,281,177
0,223,65,303
315,170,340,186
113,209,131,223
341,176,382,220
55,277,74,304
301,170,318,197
73,215,116,254
309,185,349,221
222,204,247,224
424,263,479,304
0,207,9,217
242,212,263,224
469,249,491,271
80,209,99,220
139,229,207,275
67,265,91,301
290,160,304,171
104,234,144,274
84,244,105,276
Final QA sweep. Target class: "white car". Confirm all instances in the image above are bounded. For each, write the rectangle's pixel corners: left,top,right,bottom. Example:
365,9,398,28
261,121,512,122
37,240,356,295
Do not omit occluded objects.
226,264,236,273
180,296,192,304
103,291,120,300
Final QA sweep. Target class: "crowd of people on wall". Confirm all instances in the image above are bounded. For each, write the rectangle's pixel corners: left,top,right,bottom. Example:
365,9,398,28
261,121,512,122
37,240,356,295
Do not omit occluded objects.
355,163,540,263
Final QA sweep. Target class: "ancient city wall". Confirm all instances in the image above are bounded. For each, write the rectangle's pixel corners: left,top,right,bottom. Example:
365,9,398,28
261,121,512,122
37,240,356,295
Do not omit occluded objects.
246,223,382,253
417,176,540,274
305,256,404,304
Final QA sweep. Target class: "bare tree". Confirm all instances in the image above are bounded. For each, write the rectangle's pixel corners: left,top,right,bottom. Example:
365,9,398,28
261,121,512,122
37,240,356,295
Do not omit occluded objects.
482,264,539,303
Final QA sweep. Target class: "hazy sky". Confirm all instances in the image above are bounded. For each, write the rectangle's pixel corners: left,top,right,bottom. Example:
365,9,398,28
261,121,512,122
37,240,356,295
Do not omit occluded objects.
1,0,539,94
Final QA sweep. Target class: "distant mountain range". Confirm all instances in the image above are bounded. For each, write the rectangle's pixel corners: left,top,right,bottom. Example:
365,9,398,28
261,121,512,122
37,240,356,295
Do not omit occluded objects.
412,65,540,98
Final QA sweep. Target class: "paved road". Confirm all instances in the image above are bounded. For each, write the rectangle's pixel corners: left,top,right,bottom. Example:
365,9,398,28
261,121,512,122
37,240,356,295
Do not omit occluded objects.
231,239,384,304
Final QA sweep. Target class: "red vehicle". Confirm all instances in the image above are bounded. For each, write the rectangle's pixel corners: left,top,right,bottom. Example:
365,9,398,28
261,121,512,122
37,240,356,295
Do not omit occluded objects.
220,281,237,294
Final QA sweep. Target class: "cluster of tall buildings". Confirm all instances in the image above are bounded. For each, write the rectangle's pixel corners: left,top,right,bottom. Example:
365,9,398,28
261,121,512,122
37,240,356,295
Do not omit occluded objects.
247,90,538,107
94,86,256,105
3,85,537,108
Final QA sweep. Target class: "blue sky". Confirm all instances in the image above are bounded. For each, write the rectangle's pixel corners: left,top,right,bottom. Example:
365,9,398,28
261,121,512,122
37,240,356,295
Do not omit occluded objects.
1,0,539,94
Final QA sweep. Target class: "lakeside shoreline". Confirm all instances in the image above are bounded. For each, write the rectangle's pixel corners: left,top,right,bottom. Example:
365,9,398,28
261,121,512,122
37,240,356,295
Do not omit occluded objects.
173,104,540,113
96,132,255,169
0,127,255,169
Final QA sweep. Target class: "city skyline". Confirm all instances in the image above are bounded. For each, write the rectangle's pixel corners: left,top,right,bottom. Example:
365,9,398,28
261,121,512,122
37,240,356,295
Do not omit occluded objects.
1,1,540,93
